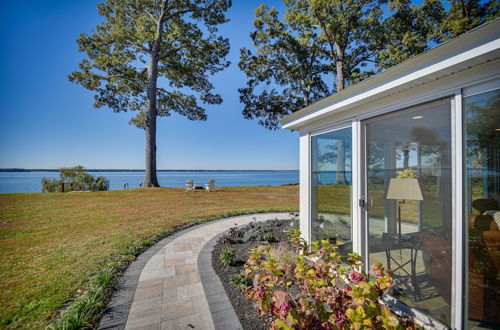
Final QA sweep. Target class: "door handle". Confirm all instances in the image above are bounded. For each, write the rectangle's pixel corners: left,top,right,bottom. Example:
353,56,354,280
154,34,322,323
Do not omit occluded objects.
359,196,373,209
359,198,366,208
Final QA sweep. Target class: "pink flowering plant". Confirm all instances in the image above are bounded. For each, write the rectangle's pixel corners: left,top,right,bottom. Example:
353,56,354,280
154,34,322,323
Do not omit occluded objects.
243,229,413,329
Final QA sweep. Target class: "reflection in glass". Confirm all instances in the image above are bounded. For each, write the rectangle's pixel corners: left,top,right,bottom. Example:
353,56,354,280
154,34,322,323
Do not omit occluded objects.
311,127,352,253
365,100,452,326
464,88,500,329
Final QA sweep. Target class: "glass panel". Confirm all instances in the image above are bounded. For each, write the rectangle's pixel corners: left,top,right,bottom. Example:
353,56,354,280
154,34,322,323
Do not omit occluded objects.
464,88,500,329
365,101,452,326
311,127,352,253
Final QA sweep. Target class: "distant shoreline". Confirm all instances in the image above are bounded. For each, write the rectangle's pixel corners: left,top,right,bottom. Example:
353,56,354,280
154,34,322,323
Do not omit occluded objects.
0,169,298,173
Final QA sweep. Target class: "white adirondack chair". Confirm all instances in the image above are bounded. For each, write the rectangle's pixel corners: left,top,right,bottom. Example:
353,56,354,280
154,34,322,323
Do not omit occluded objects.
186,180,194,192
205,179,216,192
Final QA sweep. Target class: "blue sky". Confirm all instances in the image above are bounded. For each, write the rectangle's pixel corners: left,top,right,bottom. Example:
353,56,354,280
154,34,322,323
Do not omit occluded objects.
0,0,299,170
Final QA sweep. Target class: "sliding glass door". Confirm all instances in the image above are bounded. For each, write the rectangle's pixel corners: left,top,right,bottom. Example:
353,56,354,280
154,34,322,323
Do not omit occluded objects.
362,100,452,326
311,127,352,253
464,87,500,329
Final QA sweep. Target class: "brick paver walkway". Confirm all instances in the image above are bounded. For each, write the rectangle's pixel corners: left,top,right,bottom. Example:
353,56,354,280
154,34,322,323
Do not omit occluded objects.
124,213,289,330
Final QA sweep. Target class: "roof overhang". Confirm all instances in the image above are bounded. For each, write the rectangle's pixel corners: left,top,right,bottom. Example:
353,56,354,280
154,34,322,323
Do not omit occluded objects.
280,19,500,131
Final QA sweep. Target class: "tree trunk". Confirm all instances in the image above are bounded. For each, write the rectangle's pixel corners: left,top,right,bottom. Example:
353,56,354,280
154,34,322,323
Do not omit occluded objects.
334,44,347,185
403,148,410,168
335,44,345,92
143,57,160,187
335,139,347,185
301,79,311,106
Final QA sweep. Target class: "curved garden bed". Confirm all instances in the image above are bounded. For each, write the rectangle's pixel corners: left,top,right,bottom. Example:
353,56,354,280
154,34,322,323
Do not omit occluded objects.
212,214,419,330
212,215,297,329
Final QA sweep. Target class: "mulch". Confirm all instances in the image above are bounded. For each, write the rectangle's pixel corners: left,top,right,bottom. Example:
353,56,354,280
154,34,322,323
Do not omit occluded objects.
211,219,293,330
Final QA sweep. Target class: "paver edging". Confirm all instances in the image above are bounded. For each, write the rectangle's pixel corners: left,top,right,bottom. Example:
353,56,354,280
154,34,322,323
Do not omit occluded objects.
198,228,242,330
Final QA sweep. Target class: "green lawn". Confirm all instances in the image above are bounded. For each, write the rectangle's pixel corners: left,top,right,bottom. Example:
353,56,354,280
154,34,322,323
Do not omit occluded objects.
316,184,446,226
0,186,298,329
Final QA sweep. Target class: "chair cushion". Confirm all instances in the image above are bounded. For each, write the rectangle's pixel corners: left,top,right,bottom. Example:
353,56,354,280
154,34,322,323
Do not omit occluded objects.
473,199,499,214
473,215,495,231
483,211,500,230
493,212,500,231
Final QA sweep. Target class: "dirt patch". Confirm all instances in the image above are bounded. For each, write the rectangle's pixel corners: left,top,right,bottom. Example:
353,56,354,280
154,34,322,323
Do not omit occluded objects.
211,218,294,330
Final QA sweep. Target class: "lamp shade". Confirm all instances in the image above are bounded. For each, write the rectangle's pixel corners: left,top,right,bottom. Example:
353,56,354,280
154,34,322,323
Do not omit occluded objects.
386,178,423,201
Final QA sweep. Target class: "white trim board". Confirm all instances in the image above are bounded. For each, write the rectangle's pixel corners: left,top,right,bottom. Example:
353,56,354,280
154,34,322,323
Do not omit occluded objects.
296,61,500,134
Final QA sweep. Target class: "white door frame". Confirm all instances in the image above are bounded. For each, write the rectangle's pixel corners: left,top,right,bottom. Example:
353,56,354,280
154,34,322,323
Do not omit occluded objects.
307,123,353,245
357,97,457,329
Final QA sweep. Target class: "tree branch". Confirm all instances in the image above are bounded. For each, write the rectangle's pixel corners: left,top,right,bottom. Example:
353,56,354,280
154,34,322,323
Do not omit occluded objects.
162,0,218,22
158,45,182,60
125,39,150,54
144,9,158,24
347,50,377,71
101,73,142,85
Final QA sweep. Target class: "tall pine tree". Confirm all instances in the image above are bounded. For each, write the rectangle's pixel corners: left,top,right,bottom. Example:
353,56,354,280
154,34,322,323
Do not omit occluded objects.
70,0,231,187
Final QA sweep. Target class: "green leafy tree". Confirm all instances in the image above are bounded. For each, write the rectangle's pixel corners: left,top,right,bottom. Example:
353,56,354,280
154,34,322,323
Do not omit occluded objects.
377,0,446,70
241,1,384,183
441,0,499,39
69,0,231,187
300,0,385,184
238,3,329,130
303,0,386,92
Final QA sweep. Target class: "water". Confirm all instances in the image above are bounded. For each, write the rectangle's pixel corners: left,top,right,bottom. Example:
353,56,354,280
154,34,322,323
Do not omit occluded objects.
0,170,299,193
315,171,353,185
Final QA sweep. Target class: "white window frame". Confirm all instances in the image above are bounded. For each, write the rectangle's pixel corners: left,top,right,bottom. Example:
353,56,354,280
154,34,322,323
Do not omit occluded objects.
308,123,354,246
452,90,464,329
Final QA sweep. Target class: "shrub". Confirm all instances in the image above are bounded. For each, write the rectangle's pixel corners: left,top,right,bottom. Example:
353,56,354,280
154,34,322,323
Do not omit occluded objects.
263,232,275,243
41,165,109,192
243,227,262,242
242,229,411,329
265,218,282,227
219,243,236,266
229,272,252,290
242,218,281,242
91,176,110,191
268,243,298,268
41,178,58,192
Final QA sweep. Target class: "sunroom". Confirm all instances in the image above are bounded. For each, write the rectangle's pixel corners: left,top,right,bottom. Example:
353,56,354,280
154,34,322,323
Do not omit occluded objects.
281,19,500,329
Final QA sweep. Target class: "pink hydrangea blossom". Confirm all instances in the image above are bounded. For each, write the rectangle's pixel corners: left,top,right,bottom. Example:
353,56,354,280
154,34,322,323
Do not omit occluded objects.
272,291,292,318
349,271,366,284
254,284,266,299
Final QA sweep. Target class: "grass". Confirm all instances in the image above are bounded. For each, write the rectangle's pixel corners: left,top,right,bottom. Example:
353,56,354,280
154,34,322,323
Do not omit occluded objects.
0,186,298,329
316,185,351,215
316,184,446,227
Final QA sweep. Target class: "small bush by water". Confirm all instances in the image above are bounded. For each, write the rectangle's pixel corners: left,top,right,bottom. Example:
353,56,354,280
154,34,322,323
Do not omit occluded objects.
41,165,109,192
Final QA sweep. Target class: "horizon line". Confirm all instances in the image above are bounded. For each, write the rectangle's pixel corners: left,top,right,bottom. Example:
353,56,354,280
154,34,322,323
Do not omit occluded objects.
0,168,299,172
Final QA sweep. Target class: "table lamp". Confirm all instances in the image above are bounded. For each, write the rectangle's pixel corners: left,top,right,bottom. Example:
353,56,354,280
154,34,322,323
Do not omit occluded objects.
386,178,423,239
